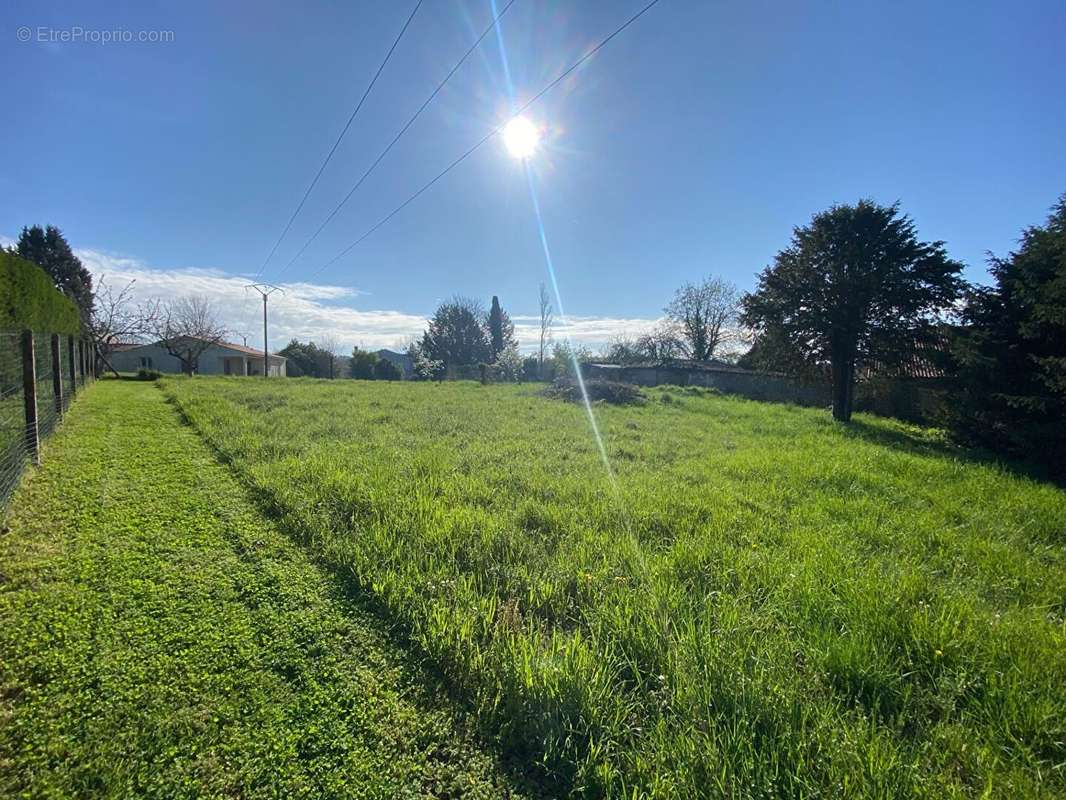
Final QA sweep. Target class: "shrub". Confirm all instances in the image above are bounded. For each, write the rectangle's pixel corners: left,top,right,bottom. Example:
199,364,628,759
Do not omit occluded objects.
135,368,162,381
541,377,644,405
0,250,82,333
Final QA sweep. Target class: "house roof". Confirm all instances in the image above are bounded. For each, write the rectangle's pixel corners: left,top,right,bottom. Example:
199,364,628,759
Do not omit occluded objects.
122,337,286,360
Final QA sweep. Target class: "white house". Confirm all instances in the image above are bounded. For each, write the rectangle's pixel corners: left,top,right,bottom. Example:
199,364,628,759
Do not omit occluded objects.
110,338,287,376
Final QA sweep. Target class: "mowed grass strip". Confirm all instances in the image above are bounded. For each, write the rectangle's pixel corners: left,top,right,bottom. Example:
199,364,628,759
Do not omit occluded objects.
0,380,530,799
162,377,1066,799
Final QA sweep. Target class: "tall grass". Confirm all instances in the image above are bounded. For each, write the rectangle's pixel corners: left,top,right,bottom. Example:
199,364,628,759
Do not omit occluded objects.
162,378,1066,798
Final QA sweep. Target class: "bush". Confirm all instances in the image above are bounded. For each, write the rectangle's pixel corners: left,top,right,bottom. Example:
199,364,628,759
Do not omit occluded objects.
135,368,162,381
541,377,644,405
0,250,82,333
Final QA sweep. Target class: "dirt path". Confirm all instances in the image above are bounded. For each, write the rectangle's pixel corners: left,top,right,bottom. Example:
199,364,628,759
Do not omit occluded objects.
0,380,530,799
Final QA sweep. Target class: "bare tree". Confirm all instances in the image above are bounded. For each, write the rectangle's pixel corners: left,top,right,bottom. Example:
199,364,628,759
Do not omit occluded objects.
149,295,227,375
636,322,687,362
317,334,340,379
88,277,160,376
538,283,553,378
664,276,740,360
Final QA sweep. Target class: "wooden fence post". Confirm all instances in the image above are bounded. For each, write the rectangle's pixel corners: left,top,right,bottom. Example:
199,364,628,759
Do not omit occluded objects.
84,339,93,382
21,330,40,466
51,333,63,418
67,335,78,394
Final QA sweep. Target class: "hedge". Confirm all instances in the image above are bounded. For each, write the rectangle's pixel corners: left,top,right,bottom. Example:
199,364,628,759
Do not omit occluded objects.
0,250,82,334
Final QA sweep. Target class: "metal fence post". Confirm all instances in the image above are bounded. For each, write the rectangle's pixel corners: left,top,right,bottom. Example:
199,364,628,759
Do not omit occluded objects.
68,335,78,394
51,333,63,418
21,329,40,466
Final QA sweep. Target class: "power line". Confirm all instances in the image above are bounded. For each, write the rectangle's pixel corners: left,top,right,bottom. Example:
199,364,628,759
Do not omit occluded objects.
254,0,424,279
268,0,519,283
301,0,663,283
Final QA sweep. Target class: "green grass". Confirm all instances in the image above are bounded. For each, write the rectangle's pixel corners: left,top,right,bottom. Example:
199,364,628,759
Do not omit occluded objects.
157,377,1066,798
0,380,531,799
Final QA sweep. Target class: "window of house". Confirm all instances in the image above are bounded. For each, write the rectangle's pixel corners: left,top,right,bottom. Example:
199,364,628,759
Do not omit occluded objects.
140,357,153,369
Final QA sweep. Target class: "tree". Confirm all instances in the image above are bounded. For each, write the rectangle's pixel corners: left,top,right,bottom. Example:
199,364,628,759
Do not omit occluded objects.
350,347,379,379
636,323,687,362
664,276,739,360
88,277,160,376
600,334,646,364
494,343,523,382
419,296,491,367
317,334,340,379
487,295,516,360
943,194,1066,470
16,225,94,324
148,295,227,375
278,339,320,377
409,343,444,381
373,357,403,381
735,326,818,377
741,200,963,421
538,283,553,378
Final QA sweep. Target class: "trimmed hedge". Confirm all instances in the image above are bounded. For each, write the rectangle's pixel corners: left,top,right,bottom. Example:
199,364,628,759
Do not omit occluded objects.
0,250,82,334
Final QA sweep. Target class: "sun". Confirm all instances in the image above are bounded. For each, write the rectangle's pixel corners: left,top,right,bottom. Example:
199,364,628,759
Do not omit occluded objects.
503,116,539,159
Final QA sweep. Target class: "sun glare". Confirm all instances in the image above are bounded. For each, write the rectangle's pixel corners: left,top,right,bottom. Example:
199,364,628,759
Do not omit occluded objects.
503,116,539,159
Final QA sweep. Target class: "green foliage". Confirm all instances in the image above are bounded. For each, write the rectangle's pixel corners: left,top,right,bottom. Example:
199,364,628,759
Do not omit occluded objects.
372,357,402,381
741,201,964,420
14,225,94,325
0,250,82,333
135,367,162,381
493,343,523,382
549,340,594,379
163,377,1066,798
487,295,516,360
0,382,528,797
943,194,1066,472
277,338,340,378
419,296,491,367
349,347,378,379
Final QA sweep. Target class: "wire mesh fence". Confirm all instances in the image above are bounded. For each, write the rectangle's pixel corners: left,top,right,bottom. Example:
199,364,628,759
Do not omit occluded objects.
0,330,93,508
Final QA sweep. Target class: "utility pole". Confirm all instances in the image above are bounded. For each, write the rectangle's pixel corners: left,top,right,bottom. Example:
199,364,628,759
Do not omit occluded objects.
246,284,283,377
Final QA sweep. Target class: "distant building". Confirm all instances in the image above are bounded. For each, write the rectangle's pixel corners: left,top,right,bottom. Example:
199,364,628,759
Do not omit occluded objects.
109,337,287,376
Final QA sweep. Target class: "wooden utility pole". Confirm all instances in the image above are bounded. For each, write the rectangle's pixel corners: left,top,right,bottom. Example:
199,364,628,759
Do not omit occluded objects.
245,284,283,377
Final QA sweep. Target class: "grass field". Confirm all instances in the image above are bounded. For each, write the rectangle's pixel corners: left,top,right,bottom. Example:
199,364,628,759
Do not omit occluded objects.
157,377,1066,798
0,381,531,798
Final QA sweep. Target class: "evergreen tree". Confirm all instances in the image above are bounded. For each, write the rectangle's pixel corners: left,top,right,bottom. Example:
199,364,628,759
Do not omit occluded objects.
741,201,963,421
419,296,491,367
16,225,94,324
487,295,516,360
944,194,1066,471
350,347,379,379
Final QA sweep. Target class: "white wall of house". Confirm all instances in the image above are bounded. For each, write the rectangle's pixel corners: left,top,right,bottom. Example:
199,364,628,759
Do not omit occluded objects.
110,343,286,376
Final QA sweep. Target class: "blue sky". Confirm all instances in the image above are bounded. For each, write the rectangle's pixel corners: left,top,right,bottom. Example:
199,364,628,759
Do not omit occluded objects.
3,0,1065,349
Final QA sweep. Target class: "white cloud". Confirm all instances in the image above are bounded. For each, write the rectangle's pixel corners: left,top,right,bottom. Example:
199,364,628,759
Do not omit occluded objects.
77,248,428,352
8,237,662,354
